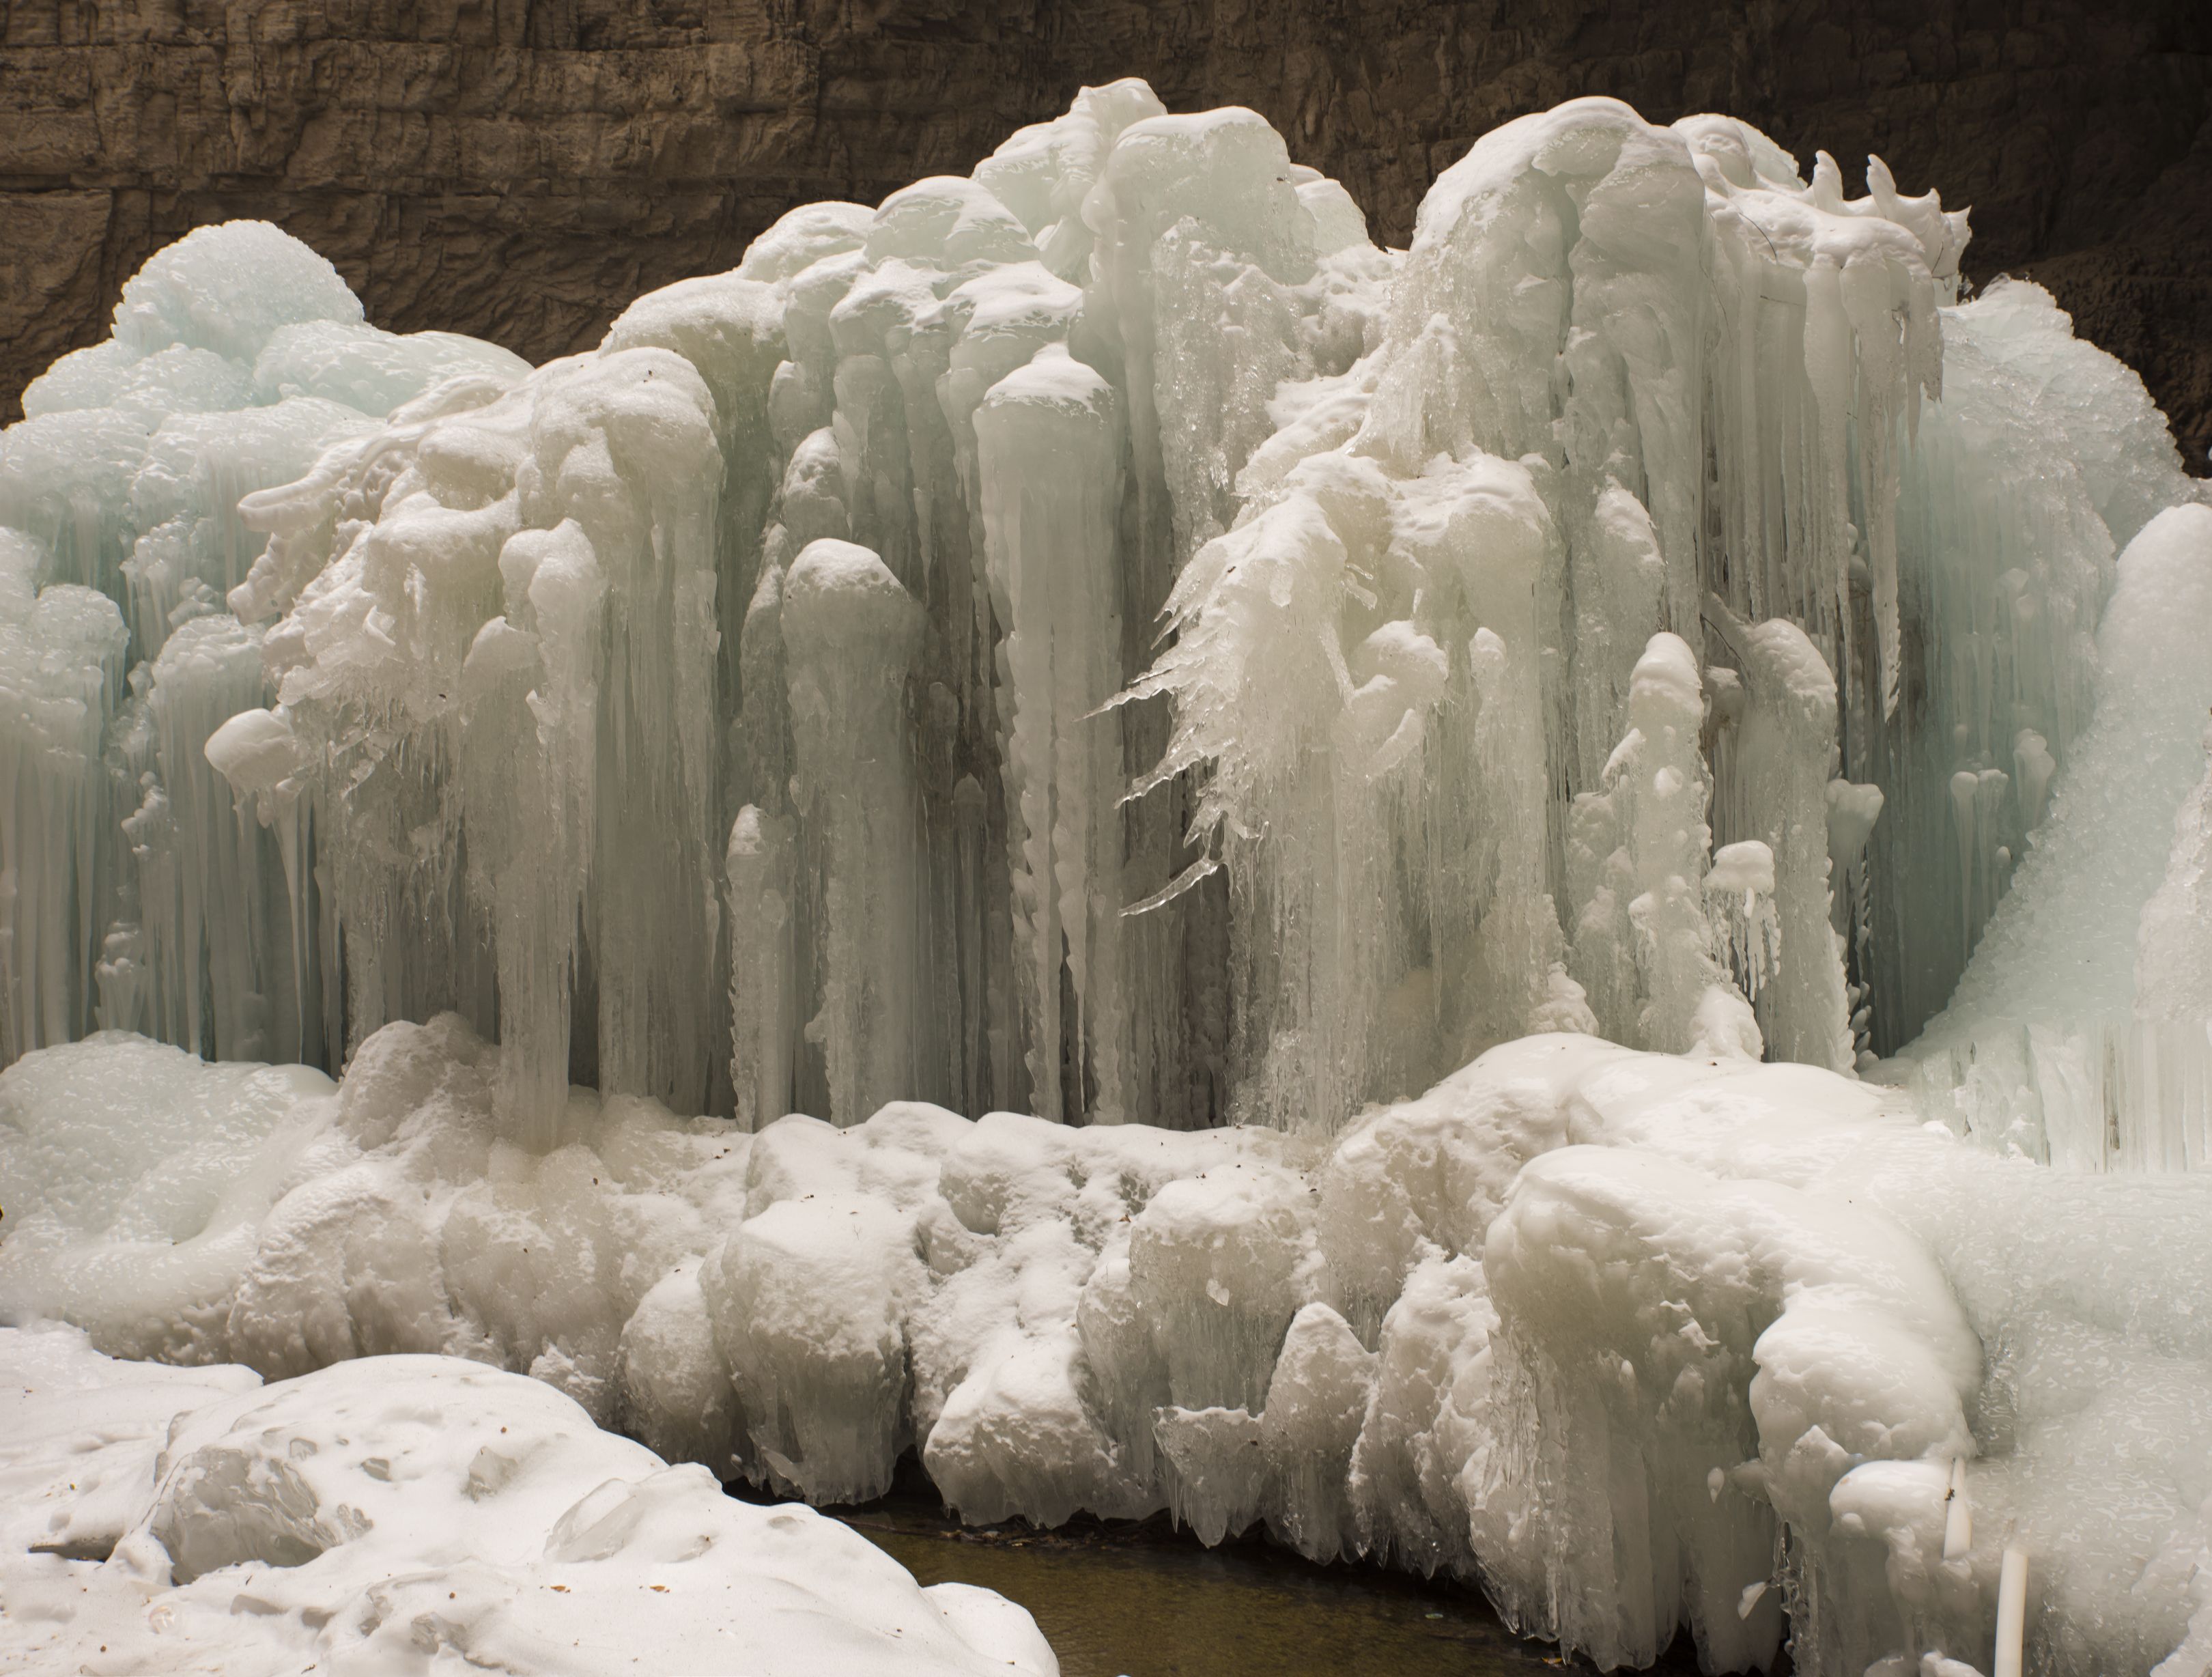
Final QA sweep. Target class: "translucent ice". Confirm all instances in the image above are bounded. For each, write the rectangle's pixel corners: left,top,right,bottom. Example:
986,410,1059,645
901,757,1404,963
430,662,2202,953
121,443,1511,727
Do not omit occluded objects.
1901,505,2212,1167
8,90,2201,1145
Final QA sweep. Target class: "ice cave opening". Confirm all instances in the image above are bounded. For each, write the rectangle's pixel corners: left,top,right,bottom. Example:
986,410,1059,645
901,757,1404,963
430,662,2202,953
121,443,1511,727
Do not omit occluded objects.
3,79,2211,1677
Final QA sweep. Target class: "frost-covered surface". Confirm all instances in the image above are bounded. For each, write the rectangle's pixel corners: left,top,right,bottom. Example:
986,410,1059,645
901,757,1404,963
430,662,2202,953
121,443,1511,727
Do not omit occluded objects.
0,1322,1055,1676
6,76,2212,1677
7,1019,2211,1676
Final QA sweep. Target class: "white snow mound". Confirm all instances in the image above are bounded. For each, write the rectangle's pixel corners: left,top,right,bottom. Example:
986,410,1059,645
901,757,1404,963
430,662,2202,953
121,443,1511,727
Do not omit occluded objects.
0,1322,1054,1677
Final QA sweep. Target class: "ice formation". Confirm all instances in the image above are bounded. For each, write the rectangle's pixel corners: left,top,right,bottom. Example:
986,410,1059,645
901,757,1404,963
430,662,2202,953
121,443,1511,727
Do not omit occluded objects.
0,1323,1055,1675
4,76,2212,1677
6,1018,2211,1677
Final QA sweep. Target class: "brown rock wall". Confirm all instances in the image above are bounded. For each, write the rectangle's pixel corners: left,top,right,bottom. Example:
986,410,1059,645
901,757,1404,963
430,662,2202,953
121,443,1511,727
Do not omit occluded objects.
3,0,2207,462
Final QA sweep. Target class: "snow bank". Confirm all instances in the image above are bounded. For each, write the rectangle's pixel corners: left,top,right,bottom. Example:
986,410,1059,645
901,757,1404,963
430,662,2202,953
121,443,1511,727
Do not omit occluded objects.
8,1021,2210,1676
0,1322,1055,1676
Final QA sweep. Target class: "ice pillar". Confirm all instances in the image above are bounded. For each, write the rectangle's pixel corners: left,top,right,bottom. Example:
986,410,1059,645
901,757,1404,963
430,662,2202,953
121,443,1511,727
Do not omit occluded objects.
781,538,925,1126
974,347,1129,1124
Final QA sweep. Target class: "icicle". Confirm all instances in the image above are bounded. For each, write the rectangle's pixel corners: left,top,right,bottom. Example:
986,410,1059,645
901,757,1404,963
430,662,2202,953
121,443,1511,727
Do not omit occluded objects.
1710,606,1856,1071
0,544,130,1059
1705,840,1781,1002
1570,632,1760,1056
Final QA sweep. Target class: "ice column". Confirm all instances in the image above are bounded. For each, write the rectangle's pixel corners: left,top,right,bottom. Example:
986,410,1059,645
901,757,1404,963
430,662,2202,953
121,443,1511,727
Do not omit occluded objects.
459,518,606,1137
528,350,726,1119
1711,609,1855,1071
781,538,925,1126
726,805,797,1131
0,536,129,1058
975,348,1131,1123
1568,632,1760,1056
143,615,298,1064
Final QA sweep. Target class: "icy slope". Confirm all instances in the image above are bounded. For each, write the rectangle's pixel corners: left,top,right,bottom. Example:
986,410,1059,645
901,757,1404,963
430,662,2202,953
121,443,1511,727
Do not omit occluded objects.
5,1019,2209,1677
1895,503,2212,1168
0,1322,1055,1676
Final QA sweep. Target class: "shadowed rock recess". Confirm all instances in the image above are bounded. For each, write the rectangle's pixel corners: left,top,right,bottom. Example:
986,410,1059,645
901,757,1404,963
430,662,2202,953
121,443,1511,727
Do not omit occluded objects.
3,0,2209,463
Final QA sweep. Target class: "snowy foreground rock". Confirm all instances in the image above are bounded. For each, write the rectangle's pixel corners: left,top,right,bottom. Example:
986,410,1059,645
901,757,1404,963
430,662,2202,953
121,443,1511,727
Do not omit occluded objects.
6,1022,2212,1677
0,1322,1055,1676
5,73,2212,1677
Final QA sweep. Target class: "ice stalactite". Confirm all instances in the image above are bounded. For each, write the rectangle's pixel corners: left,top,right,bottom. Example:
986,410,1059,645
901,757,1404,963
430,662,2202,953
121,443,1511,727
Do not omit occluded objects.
541,352,728,1120
3,85,2210,1183
10,74,2212,1677
1568,483,1669,794
1707,607,1855,1071
457,519,605,1134
141,615,302,1066
726,804,796,1133
1137,98,1978,1128
0,533,129,1060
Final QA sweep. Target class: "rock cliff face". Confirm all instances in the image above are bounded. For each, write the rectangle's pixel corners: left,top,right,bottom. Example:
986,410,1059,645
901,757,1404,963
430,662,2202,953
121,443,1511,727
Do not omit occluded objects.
5,0,2208,463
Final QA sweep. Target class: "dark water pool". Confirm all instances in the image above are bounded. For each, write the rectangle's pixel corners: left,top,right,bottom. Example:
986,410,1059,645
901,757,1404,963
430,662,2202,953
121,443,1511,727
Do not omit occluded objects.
831,1494,1695,1677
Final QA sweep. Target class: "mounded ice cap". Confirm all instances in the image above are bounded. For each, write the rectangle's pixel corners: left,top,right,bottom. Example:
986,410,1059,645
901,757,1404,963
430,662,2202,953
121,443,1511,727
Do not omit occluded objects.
1628,630,1705,722
781,537,922,653
976,342,1116,421
204,706,305,795
112,221,363,366
866,177,1036,270
734,200,873,285
1093,107,1318,283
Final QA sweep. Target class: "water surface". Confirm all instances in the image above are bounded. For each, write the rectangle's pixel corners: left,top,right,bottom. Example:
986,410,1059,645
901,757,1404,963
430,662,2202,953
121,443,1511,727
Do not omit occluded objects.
838,1495,1675,1677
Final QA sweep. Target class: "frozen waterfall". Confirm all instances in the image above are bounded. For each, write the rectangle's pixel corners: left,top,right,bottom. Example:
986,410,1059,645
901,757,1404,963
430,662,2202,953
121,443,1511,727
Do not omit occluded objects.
5,89,2204,1153
4,80,2212,1677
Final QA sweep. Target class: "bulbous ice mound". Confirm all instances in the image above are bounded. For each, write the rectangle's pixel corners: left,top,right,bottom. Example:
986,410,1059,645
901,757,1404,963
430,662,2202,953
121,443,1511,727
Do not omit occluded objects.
110,221,365,365
0,1323,1055,1676
5,1018,2211,1676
